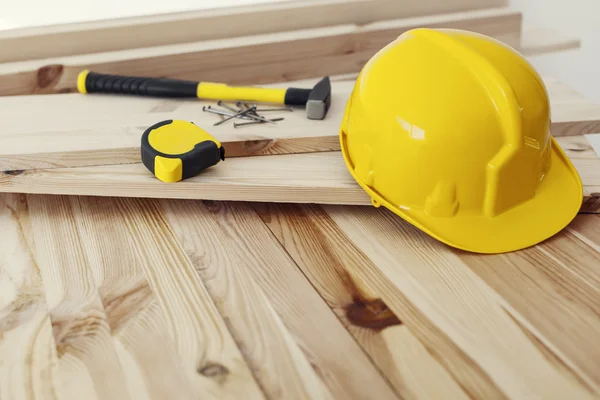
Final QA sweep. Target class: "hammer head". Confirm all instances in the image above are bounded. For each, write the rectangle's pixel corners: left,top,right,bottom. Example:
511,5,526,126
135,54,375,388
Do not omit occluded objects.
306,76,331,120
284,76,331,120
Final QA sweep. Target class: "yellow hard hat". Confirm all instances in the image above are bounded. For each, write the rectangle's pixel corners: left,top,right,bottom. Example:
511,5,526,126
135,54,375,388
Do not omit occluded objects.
340,28,583,254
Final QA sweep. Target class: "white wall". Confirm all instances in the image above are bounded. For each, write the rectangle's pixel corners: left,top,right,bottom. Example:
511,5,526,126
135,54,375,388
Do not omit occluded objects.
509,0,600,103
508,0,600,151
0,0,287,29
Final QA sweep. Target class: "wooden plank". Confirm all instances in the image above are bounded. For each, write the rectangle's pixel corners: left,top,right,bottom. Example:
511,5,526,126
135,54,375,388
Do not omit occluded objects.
0,88,349,171
0,126,339,172
161,199,400,399
0,152,367,202
0,8,522,96
520,25,580,56
324,204,598,399
254,202,502,399
545,77,600,136
558,135,600,214
0,75,597,172
0,0,505,63
0,135,597,212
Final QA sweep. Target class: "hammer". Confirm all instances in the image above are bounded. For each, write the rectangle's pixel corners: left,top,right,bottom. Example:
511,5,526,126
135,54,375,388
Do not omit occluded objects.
77,70,332,120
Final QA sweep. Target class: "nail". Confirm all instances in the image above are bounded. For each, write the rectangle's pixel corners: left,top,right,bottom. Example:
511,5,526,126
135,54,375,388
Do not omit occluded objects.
214,105,252,126
217,101,240,113
234,117,284,128
230,105,276,125
241,110,277,125
255,107,293,112
204,107,253,120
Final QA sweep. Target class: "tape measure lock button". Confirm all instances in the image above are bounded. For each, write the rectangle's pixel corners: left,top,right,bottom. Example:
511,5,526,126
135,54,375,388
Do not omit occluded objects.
141,119,225,183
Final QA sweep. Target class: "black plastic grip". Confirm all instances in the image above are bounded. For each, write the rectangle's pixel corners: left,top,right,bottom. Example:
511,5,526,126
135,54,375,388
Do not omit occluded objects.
84,72,198,98
284,88,312,106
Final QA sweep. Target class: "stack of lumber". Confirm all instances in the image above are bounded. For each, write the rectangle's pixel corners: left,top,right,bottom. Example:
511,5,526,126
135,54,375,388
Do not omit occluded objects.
1,1,600,399
0,0,581,95
0,0,593,206
0,75,599,212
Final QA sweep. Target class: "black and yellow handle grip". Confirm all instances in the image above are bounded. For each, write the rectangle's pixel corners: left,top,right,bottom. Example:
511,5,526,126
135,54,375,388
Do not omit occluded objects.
77,69,313,106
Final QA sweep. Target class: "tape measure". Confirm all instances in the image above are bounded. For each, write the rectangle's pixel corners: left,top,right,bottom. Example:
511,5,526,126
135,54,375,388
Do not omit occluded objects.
141,119,225,183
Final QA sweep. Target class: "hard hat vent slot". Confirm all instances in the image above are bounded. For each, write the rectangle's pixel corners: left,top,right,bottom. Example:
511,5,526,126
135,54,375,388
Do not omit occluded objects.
524,136,541,149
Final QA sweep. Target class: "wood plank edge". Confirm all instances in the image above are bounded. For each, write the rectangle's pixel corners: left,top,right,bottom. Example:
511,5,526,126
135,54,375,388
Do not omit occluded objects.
0,136,341,172
0,119,594,173
0,7,522,96
0,1,508,63
0,160,596,214
520,24,581,57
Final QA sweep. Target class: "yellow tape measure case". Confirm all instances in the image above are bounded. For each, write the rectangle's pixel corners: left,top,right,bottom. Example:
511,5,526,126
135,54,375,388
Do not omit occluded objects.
141,119,225,183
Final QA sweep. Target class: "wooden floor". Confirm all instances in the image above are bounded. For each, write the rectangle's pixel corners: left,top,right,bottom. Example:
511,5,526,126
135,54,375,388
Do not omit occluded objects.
1,2,598,397
0,190,599,399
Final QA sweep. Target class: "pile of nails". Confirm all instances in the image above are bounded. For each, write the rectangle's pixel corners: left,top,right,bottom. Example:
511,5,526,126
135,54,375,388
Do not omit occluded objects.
203,101,293,128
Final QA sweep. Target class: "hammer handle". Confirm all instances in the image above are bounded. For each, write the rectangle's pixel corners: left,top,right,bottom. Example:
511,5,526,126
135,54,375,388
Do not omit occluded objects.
77,70,311,105
79,71,197,97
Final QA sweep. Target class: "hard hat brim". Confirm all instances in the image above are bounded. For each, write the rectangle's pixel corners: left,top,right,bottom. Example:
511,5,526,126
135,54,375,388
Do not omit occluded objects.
341,135,584,254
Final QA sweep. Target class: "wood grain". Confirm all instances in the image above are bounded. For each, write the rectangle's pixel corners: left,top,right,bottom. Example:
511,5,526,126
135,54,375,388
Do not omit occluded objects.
110,301,196,400
0,124,341,171
0,87,349,171
0,8,522,96
254,202,504,399
64,196,199,399
1,185,600,399
19,194,265,399
0,73,598,400
325,204,597,399
458,219,600,394
161,199,399,399
0,135,597,213
161,199,335,399
109,197,265,399
0,0,505,63
569,214,600,250
26,194,130,399
0,193,62,400
0,151,367,203
0,76,598,172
